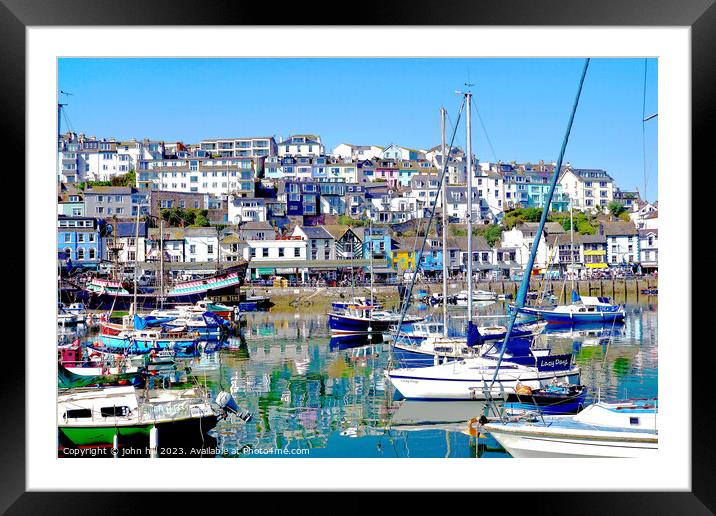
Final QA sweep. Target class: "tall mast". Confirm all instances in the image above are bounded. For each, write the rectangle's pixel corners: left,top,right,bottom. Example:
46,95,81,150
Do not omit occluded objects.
132,203,140,321
160,219,165,309
369,218,374,307
570,198,574,293
440,107,449,337
465,90,474,323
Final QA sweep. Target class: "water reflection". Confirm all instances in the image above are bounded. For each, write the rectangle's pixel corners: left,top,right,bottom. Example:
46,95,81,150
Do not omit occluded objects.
60,300,657,458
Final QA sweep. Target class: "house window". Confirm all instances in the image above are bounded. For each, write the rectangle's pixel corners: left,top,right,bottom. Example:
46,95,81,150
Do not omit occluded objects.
190,245,196,254
88,248,96,259
294,248,301,257
64,233,71,242
76,248,85,260
262,248,268,257
278,248,285,257
207,245,214,254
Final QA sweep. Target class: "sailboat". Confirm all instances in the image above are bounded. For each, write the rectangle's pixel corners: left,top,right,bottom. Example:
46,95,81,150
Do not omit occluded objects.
387,67,590,399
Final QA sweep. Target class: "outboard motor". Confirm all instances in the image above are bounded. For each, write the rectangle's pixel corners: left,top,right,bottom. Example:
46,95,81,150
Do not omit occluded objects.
216,391,252,422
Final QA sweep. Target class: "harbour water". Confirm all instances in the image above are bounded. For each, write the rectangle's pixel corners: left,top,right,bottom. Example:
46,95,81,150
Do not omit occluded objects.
62,299,657,458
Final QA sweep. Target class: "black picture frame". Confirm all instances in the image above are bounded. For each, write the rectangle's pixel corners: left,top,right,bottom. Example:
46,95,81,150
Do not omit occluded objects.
5,0,712,513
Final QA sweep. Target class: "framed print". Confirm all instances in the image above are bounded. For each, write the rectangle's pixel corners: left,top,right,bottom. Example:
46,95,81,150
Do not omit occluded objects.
5,0,714,513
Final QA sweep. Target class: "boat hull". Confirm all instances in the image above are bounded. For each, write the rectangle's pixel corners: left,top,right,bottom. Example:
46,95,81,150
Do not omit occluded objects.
59,415,219,449
484,426,657,458
388,369,581,401
328,314,393,334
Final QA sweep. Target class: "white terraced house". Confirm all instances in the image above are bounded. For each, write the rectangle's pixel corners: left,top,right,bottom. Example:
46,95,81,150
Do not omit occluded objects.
278,134,324,157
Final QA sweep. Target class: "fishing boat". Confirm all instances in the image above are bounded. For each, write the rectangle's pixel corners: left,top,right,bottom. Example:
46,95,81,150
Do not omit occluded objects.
503,383,588,415
483,398,658,458
57,384,234,448
328,304,424,334
517,292,625,324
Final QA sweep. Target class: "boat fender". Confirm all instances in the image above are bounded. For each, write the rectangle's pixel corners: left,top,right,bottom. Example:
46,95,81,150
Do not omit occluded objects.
515,383,533,395
467,417,480,437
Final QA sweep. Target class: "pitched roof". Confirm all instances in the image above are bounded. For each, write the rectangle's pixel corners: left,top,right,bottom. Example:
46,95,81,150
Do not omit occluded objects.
114,221,147,238
84,186,133,195
240,220,274,231
321,224,350,240
601,221,638,236
297,226,333,239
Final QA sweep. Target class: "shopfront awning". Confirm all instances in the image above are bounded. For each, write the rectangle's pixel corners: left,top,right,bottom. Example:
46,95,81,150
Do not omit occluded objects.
275,267,297,274
256,267,275,275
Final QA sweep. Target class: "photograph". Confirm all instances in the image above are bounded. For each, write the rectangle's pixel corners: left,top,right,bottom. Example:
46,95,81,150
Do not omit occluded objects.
55,56,659,460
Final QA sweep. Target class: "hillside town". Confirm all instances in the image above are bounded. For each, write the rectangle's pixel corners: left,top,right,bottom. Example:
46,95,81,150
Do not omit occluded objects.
58,132,658,285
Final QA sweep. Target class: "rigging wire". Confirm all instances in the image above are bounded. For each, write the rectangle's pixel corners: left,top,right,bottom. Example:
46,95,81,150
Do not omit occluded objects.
471,98,499,163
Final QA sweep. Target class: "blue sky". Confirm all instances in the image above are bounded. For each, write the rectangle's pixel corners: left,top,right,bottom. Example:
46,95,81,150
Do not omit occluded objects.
58,58,658,201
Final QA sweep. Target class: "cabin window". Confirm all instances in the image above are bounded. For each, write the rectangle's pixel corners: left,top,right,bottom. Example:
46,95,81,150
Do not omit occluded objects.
629,417,639,425
100,406,131,417
66,409,92,419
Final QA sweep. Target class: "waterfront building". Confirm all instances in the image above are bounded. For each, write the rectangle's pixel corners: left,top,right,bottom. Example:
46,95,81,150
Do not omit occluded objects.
631,204,658,230
292,226,335,260
501,221,566,271
182,227,220,263
278,134,324,157
103,221,148,263
363,227,392,267
638,228,658,273
581,233,608,271
219,231,246,263
199,136,277,159
244,236,307,262
457,235,496,279
146,227,186,263
322,226,363,259
600,220,640,266
57,216,102,269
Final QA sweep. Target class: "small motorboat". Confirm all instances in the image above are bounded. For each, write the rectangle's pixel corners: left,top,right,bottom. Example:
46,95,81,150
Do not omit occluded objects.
503,383,588,415
483,398,658,458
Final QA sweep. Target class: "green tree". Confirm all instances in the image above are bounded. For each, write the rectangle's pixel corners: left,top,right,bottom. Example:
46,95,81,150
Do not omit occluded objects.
607,201,626,217
194,213,210,227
